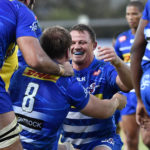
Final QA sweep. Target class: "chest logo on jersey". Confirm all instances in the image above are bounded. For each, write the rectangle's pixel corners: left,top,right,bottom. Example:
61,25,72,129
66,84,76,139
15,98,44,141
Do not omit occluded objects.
23,67,59,82
93,69,101,76
119,35,126,42
76,77,86,82
88,82,99,94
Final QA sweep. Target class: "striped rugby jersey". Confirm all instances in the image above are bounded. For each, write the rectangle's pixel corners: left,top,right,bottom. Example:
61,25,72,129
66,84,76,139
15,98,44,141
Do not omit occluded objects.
61,58,120,149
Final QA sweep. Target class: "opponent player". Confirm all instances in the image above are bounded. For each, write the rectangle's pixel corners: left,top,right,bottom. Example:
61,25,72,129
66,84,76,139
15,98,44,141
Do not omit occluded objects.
0,0,73,149
114,1,144,150
131,0,150,148
9,25,126,150
61,24,133,150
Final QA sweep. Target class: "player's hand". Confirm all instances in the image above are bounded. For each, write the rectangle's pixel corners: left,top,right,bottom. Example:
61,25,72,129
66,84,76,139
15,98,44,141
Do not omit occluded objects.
59,61,74,76
96,46,122,67
136,99,149,128
112,93,127,110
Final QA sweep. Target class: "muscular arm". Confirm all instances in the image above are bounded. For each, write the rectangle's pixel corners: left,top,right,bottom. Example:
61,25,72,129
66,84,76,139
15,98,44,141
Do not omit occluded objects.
80,93,126,119
96,46,133,92
17,36,73,76
114,58,133,92
131,19,148,100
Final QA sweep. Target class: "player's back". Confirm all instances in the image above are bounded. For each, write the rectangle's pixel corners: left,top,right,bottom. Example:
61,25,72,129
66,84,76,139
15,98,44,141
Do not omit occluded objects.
9,65,89,150
9,66,69,149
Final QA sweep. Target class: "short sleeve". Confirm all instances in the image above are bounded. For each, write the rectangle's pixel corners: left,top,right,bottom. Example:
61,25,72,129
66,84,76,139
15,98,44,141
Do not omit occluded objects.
142,0,150,21
16,6,38,38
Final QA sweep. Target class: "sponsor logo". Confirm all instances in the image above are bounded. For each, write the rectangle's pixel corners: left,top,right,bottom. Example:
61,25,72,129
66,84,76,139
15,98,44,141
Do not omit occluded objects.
93,69,101,76
23,67,59,82
16,113,43,130
76,77,86,82
119,36,126,42
88,82,99,94
102,138,114,145
30,21,39,32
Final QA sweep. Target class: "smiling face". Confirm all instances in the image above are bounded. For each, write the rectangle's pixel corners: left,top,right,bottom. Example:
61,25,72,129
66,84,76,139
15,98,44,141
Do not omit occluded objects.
70,30,97,70
126,5,142,32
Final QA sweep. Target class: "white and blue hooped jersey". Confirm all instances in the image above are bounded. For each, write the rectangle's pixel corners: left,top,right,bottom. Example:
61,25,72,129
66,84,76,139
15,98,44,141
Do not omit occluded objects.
61,58,120,149
9,66,90,150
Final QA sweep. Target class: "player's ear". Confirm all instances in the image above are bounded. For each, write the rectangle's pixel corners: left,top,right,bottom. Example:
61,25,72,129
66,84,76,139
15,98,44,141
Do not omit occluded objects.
93,42,97,51
66,48,71,61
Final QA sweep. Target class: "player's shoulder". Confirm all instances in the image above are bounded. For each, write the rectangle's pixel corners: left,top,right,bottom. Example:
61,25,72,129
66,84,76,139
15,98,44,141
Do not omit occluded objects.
2,0,25,10
57,76,77,87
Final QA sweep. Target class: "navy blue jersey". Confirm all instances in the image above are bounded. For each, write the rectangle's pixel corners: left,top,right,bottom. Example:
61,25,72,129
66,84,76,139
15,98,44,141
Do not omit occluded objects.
61,58,120,149
9,66,89,150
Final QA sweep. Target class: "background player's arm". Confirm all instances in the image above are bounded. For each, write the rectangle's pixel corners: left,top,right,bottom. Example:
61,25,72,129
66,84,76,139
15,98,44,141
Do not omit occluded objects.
17,36,73,76
131,19,148,100
80,93,126,119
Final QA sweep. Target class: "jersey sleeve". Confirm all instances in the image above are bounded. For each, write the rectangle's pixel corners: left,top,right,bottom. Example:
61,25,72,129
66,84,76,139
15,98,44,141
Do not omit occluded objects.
58,77,90,110
16,5,38,38
142,0,150,20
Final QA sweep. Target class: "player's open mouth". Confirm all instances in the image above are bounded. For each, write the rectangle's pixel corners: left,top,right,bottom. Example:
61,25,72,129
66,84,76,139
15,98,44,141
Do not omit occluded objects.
74,51,84,55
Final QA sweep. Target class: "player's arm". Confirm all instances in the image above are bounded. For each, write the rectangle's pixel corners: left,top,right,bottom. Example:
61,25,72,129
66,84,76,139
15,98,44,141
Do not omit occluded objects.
131,19,148,99
96,46,133,92
17,36,73,76
80,93,126,119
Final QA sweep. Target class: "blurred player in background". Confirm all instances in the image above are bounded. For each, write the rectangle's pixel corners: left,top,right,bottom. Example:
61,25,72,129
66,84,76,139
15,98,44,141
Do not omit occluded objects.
114,1,144,150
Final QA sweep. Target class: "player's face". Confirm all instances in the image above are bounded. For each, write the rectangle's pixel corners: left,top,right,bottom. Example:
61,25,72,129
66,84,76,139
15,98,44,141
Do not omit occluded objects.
126,6,142,29
70,30,96,67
